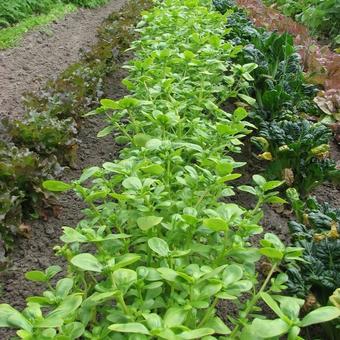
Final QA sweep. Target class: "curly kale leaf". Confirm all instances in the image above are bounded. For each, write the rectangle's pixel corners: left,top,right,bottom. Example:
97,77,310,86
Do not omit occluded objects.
255,120,337,195
212,0,235,14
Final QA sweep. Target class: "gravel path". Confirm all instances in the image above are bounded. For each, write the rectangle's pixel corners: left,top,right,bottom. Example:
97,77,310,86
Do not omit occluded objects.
0,0,126,119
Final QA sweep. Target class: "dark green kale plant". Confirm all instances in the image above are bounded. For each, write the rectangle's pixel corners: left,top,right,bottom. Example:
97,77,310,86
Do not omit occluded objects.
252,119,340,195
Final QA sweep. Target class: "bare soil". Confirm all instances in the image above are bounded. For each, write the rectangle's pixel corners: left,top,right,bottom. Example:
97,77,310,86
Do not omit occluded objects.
0,2,131,338
0,64,128,340
0,0,126,119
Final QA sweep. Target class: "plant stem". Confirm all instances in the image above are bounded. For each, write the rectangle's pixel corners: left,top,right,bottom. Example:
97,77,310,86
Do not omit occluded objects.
230,263,277,338
198,297,219,328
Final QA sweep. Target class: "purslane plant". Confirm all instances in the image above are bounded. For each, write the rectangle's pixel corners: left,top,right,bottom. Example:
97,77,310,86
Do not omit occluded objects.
0,1,339,339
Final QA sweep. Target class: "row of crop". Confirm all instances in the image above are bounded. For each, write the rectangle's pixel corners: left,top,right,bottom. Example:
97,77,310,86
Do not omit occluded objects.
0,1,151,259
214,0,340,195
214,0,340,337
1,0,339,339
0,0,109,28
234,0,340,145
263,0,340,48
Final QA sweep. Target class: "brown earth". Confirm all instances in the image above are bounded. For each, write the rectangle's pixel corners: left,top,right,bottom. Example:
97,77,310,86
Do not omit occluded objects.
0,0,126,119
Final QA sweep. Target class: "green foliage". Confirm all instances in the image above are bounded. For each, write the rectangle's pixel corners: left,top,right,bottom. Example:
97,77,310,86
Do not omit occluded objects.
0,0,57,28
64,0,108,8
3,1,336,339
253,120,340,195
0,0,110,29
243,294,340,339
0,3,76,49
216,1,320,122
241,32,319,122
212,0,235,14
286,189,340,305
264,0,340,47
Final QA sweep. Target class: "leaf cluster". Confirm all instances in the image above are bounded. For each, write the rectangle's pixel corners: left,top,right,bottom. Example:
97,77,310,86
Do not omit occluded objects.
253,119,340,195
0,0,111,28
286,189,340,306
264,0,340,48
3,1,335,340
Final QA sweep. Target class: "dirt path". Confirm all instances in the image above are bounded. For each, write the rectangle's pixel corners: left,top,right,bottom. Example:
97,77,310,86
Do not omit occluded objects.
0,58,129,340
0,0,125,119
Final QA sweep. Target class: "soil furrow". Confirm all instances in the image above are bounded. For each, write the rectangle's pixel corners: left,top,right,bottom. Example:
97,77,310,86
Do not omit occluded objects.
0,0,126,119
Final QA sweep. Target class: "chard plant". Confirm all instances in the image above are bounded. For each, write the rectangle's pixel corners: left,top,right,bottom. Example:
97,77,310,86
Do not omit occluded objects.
1,1,339,339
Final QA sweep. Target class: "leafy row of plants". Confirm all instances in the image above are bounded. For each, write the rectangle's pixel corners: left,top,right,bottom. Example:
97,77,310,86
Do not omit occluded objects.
1,0,339,339
234,0,340,144
0,0,151,259
214,0,340,197
214,0,340,335
0,0,109,28
263,0,340,48
286,188,340,339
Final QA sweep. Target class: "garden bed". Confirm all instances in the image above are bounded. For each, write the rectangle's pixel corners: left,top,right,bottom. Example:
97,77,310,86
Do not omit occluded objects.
0,0,339,339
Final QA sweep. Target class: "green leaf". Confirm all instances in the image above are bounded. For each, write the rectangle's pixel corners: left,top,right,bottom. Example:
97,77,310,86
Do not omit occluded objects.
222,265,243,286
260,247,283,260
300,307,340,327
266,196,287,204
35,316,63,328
263,181,284,192
71,253,103,272
0,305,32,331
97,125,114,138
46,294,82,320
78,167,100,183
111,253,141,271
133,134,151,147
238,94,256,106
217,173,242,183
137,216,163,231
179,328,215,339
238,185,257,196
252,175,266,186
61,227,87,243
109,323,150,335
112,269,137,292
122,177,143,190
250,318,290,338
43,180,72,192
100,99,120,109
62,322,85,338
141,164,165,175
144,313,162,330
203,218,228,231
233,107,248,121
215,160,233,176
55,278,74,299
148,237,170,257
201,283,223,298
46,265,62,279
260,292,285,319
164,307,187,328
25,271,47,282
203,317,231,334
158,268,178,281
146,139,162,150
